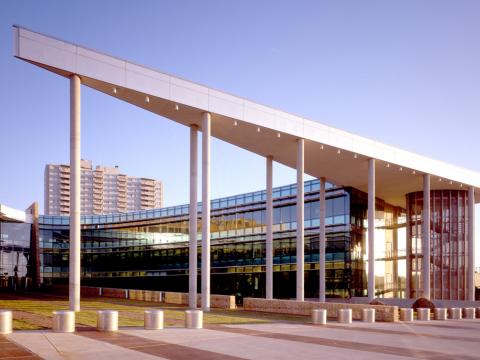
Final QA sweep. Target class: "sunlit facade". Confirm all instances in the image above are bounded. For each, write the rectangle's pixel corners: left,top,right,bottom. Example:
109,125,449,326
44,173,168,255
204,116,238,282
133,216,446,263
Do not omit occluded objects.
407,190,471,300
36,180,406,299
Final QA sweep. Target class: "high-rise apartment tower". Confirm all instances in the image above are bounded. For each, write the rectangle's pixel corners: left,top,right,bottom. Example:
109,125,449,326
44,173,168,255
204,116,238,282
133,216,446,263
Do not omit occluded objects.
44,160,163,215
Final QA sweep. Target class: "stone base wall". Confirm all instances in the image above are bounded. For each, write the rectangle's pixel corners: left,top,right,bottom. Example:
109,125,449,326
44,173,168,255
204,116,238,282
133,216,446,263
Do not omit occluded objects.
101,287,127,298
243,298,399,322
380,298,480,308
129,289,163,302
164,292,189,305
164,292,236,309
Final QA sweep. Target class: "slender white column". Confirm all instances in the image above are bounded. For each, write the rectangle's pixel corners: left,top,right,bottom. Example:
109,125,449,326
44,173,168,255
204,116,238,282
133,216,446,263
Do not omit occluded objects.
201,112,211,311
319,177,326,302
266,156,273,299
422,174,431,299
189,125,198,309
69,74,81,312
406,198,411,298
367,159,375,301
467,187,475,301
296,139,305,301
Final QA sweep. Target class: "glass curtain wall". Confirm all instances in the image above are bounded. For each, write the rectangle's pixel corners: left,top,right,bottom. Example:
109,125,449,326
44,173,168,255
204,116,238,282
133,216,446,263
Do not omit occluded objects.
39,180,407,299
0,221,32,289
406,190,468,300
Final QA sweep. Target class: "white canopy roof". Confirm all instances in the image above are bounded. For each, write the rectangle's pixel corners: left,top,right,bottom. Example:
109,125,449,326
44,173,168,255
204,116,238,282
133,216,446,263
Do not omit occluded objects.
13,25,480,207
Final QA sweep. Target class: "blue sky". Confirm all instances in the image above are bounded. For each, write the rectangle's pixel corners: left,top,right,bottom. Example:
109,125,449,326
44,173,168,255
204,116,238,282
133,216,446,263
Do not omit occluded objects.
1,1,479,263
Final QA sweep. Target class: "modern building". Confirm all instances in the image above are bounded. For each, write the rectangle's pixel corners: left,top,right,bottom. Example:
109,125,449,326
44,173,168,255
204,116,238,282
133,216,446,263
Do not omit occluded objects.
45,160,163,215
7,26,480,310
2,180,404,300
0,203,39,290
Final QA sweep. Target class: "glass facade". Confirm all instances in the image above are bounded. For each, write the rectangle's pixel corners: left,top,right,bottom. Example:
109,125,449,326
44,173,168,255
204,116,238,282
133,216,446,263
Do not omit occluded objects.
36,179,407,300
0,222,32,289
407,190,469,300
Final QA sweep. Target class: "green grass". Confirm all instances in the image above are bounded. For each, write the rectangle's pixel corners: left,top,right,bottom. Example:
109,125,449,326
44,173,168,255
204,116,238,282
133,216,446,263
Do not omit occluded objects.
12,318,46,330
0,297,307,330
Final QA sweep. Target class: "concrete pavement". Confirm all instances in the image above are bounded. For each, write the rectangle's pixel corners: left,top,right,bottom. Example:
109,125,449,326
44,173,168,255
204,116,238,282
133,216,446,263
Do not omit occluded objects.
4,319,480,359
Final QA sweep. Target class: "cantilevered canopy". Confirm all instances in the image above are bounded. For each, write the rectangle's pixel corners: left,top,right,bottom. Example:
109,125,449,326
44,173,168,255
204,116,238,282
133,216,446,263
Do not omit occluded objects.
13,25,480,207
0,204,32,223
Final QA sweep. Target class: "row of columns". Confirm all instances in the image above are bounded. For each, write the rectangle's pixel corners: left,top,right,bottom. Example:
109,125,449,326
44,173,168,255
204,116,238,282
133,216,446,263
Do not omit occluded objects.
186,132,476,303
69,75,476,312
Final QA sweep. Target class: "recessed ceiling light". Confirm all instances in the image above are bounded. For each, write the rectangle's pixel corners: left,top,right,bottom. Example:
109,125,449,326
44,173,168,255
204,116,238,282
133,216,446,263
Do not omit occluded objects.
438,178,442,182
354,154,357,159
449,181,453,185
113,87,117,94
320,145,324,150
399,167,403,171
277,133,281,138
175,104,179,111
257,127,261,133
337,149,341,154
145,96,150,103
386,163,390,168
412,170,416,175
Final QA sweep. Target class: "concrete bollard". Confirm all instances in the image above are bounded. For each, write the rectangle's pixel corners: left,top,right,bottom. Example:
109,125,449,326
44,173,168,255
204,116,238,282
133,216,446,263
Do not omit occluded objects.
52,310,75,333
400,308,413,322
338,309,352,324
144,310,164,330
185,310,203,329
463,308,475,319
97,310,118,331
311,309,327,325
417,308,430,321
362,308,375,323
434,308,447,320
449,308,462,320
0,310,12,334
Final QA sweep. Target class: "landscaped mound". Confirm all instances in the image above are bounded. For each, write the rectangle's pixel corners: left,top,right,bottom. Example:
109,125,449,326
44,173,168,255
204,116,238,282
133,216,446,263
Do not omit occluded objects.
411,297,435,311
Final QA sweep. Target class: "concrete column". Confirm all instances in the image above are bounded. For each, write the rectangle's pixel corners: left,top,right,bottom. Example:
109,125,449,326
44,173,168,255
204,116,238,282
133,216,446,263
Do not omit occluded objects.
392,220,399,298
296,139,305,301
422,174,431,299
69,74,81,312
467,187,475,301
266,156,273,299
201,112,211,311
319,177,326,302
406,198,412,298
368,159,375,301
189,125,198,309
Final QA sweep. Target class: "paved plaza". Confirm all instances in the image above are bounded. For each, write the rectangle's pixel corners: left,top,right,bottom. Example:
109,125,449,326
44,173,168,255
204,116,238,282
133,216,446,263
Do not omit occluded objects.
3,313,480,359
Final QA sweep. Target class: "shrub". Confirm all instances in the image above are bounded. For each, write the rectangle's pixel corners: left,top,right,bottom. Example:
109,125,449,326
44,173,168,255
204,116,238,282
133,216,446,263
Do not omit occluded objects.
412,297,435,311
